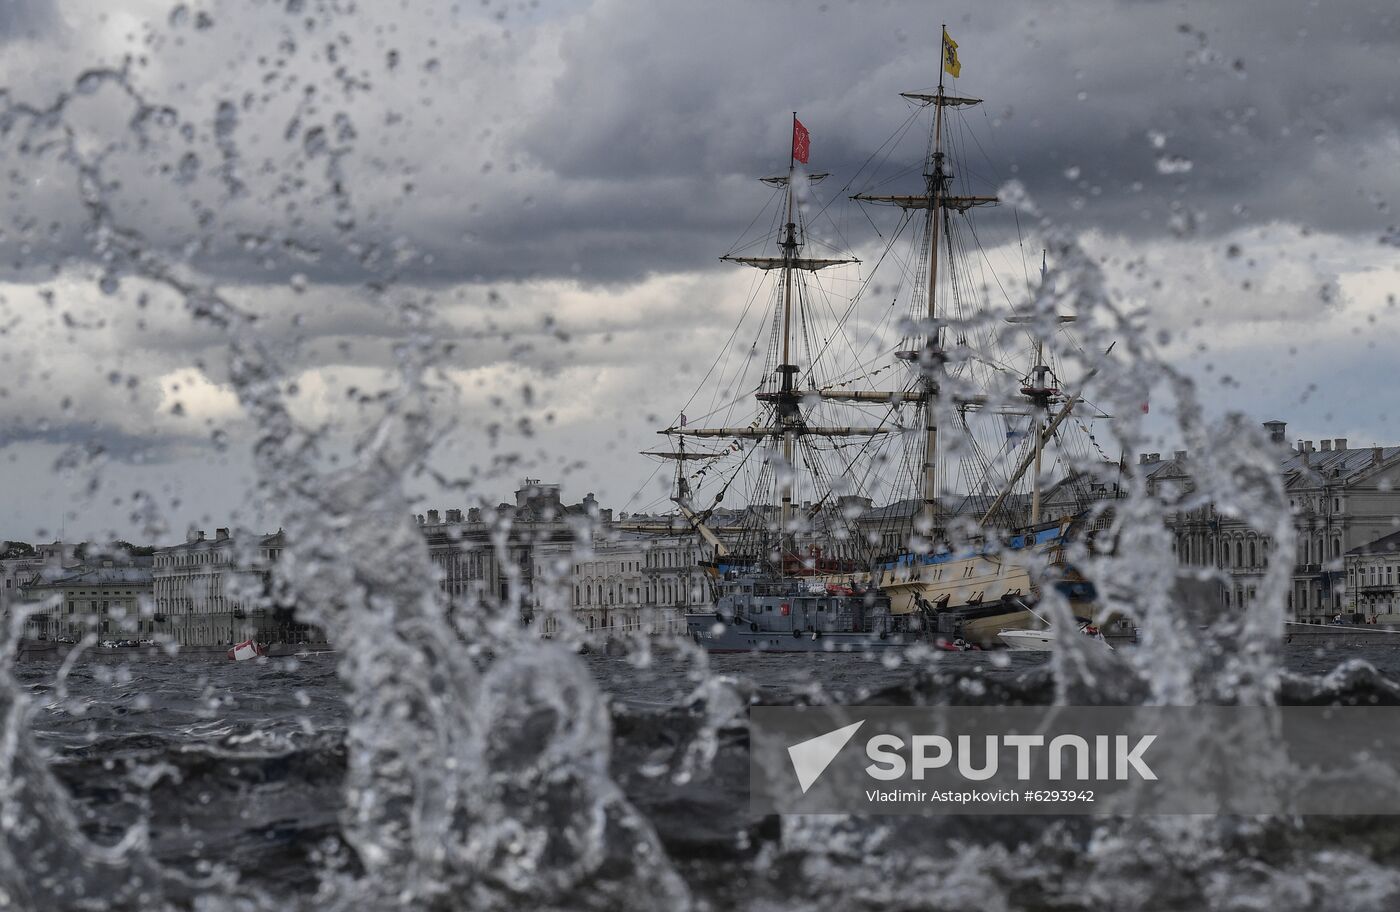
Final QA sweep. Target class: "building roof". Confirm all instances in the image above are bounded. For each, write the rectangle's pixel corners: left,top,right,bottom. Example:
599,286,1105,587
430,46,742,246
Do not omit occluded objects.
160,531,283,553
1139,445,1400,488
29,565,153,588
1138,456,1187,481
1282,446,1400,484
1347,529,1400,558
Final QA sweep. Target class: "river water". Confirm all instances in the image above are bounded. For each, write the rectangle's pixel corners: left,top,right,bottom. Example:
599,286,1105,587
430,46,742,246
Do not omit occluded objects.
18,643,1400,910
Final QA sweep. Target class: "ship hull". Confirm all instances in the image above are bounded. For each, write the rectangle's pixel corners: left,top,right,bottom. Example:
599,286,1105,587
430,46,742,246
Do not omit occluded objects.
998,626,1112,651
685,614,914,652
685,576,922,653
813,521,1084,647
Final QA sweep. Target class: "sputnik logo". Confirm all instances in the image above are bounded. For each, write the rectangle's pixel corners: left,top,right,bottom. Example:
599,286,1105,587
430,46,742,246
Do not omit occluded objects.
787,720,865,794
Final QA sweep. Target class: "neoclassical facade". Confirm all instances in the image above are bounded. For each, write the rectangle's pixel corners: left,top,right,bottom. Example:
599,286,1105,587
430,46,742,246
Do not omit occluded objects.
1346,530,1400,618
418,480,598,627
1147,422,1400,622
538,531,697,637
24,561,153,641
151,529,292,645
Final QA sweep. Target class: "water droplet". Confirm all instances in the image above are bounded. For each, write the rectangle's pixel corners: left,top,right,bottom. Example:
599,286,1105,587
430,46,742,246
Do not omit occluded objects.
290,273,308,293
303,126,327,157
1063,166,1081,181
168,4,189,28
176,151,199,184
99,274,120,295
1155,154,1193,175
1147,130,1167,149
75,71,106,95
214,100,238,139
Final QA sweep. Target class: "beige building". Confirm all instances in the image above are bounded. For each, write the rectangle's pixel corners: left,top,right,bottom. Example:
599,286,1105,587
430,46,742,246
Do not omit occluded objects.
1150,420,1400,622
419,480,598,626
419,480,703,637
24,560,153,641
152,529,294,646
533,531,698,638
2,541,80,616
1345,531,1400,619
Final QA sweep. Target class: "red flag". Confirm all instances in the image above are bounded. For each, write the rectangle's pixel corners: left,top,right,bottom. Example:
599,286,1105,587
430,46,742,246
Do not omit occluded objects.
792,118,810,164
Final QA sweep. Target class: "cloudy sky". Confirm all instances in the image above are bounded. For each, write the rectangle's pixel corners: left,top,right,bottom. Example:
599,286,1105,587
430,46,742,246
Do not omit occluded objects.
1,0,1399,542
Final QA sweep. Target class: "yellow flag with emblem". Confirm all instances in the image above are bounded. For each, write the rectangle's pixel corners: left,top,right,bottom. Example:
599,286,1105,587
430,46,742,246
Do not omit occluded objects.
942,29,961,78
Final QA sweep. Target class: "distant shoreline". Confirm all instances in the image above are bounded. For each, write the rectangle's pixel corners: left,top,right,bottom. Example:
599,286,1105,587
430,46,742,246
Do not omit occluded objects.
13,639,334,662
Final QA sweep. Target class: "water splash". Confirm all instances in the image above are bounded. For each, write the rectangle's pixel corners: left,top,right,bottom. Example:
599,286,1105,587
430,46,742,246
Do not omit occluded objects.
1,7,1395,912
0,18,690,912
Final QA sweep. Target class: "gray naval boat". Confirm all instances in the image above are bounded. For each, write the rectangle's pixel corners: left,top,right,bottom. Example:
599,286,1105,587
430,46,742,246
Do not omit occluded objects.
685,571,925,653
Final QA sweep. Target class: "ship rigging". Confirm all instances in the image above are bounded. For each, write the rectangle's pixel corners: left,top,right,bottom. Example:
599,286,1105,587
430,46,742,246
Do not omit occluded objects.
642,28,1113,645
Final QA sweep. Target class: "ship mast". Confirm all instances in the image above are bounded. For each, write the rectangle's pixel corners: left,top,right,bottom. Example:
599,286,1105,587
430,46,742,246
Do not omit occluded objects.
919,28,951,542
851,27,995,550
657,117,867,571
1030,252,1050,525
778,112,801,558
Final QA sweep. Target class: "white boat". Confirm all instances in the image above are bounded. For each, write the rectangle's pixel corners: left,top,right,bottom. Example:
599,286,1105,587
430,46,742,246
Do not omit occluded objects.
227,638,266,661
998,621,1111,651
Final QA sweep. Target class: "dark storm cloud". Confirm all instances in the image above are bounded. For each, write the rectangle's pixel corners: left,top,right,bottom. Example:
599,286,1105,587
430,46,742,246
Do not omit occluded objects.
168,0,1400,287
2,0,1399,538
503,0,1400,280
0,421,194,463
5,0,1397,289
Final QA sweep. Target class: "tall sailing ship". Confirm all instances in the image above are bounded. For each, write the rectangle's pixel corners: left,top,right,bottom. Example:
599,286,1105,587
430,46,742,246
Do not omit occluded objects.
645,30,1109,650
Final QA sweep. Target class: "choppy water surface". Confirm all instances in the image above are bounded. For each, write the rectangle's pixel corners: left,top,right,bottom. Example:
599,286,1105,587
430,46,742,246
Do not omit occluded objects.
18,645,1400,910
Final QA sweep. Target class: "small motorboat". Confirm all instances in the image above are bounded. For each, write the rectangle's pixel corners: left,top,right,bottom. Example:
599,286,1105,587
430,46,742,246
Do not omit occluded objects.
998,619,1111,651
227,639,267,661
934,636,981,652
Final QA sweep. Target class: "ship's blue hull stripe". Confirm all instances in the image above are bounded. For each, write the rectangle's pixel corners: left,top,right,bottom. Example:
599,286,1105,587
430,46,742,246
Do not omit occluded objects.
713,527,1065,578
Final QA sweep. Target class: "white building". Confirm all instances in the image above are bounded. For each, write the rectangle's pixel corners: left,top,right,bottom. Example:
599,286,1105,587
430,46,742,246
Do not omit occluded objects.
152,529,295,646
1151,420,1400,622
23,559,153,641
1,541,80,616
1345,530,1400,620
533,531,701,638
419,481,598,624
